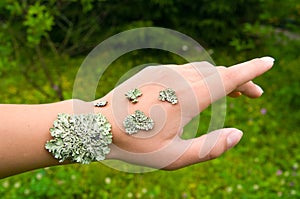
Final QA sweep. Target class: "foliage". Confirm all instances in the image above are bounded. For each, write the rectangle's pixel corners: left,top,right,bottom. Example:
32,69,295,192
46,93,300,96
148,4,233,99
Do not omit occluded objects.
0,0,300,198
1,0,299,102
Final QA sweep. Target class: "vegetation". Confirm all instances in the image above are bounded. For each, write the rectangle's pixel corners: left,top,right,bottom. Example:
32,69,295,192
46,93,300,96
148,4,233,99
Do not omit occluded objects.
0,0,299,198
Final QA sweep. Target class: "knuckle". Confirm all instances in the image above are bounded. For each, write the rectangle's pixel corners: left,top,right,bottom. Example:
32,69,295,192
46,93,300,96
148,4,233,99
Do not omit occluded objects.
190,61,214,68
222,67,234,81
217,66,227,70
143,65,156,72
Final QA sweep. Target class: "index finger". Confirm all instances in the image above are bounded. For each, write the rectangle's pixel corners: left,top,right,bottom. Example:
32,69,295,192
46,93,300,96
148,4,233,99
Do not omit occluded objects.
191,57,274,110
221,57,274,94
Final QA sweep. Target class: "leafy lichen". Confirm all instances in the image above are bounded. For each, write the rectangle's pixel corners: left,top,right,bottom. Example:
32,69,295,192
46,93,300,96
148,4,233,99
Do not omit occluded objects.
45,113,112,164
158,88,178,105
125,88,142,103
123,110,154,135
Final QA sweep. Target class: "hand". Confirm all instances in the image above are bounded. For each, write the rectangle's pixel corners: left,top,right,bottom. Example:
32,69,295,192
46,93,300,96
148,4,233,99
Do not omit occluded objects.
97,57,274,170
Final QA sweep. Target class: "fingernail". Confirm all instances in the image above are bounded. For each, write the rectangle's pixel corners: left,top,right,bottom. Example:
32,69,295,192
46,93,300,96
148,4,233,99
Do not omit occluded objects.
255,85,264,94
260,56,275,65
227,130,243,149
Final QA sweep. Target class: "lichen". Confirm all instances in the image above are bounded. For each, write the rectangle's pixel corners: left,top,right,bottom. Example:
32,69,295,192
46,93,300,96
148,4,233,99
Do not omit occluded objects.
125,88,142,103
123,110,154,135
158,88,178,105
94,100,108,107
45,113,112,164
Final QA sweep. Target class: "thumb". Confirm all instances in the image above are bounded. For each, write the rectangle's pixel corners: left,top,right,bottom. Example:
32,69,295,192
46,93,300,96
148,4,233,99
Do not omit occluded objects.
165,128,243,170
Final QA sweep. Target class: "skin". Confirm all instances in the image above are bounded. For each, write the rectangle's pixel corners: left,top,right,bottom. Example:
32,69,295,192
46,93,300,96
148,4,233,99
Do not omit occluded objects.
0,57,274,179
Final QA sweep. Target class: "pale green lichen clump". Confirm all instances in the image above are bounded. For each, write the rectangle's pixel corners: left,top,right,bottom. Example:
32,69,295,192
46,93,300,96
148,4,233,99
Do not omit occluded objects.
45,113,112,164
125,88,142,103
123,110,154,135
158,88,178,105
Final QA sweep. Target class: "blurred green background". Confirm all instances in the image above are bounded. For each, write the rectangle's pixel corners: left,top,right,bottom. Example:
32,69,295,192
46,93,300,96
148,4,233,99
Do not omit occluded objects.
0,0,299,198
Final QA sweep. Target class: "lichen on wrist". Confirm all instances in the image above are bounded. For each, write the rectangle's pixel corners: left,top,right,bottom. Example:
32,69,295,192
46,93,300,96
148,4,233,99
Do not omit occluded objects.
45,113,112,164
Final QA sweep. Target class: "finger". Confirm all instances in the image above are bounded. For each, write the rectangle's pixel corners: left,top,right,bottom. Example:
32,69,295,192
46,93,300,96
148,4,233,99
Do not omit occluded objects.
228,91,242,98
222,57,274,94
164,128,243,170
191,57,274,109
229,81,264,98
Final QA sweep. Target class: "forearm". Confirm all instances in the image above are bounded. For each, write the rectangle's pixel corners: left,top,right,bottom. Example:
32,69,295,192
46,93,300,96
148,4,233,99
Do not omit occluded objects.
0,99,91,178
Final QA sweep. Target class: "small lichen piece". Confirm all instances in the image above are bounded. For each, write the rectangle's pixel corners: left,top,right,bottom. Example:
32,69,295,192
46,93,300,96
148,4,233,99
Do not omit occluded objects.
123,110,154,135
158,88,178,105
94,101,108,107
125,88,142,103
45,113,113,164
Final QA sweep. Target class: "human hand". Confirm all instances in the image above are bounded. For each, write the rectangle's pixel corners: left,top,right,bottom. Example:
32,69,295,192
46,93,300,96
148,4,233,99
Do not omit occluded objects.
96,57,274,170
